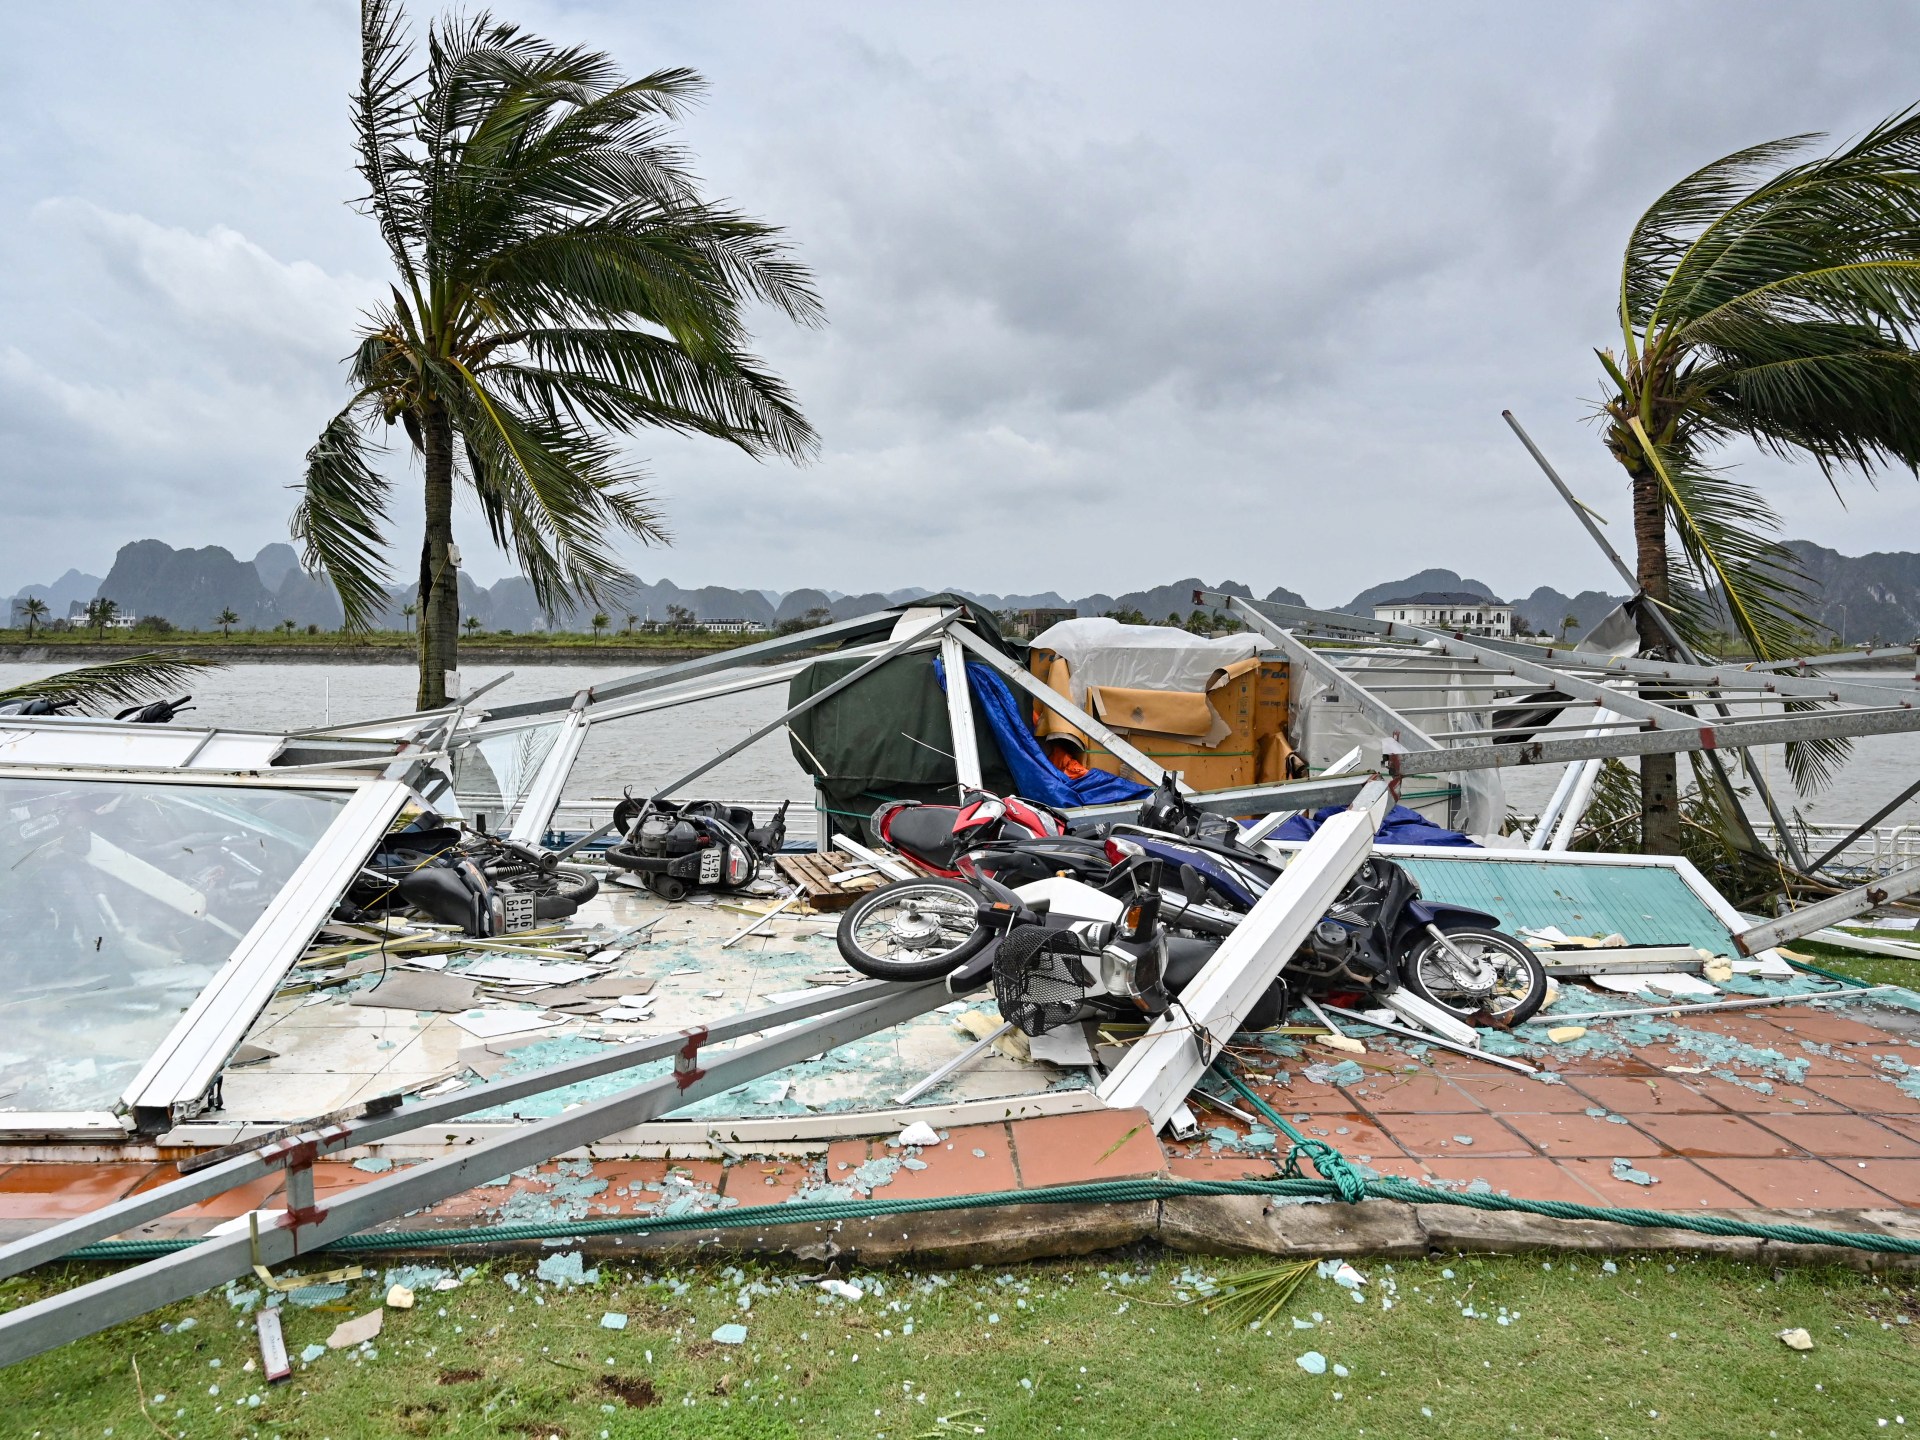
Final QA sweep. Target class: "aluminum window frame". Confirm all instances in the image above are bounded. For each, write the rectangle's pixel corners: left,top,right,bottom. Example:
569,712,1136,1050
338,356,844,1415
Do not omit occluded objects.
0,762,412,1136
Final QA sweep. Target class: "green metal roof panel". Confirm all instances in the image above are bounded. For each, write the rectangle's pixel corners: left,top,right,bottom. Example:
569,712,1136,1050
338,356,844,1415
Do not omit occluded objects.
1397,856,1735,955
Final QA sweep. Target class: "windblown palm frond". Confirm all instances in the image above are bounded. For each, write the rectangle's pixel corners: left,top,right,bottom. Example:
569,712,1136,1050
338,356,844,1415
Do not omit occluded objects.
292,404,393,629
1600,105,1920,807
296,1,819,706
0,654,221,716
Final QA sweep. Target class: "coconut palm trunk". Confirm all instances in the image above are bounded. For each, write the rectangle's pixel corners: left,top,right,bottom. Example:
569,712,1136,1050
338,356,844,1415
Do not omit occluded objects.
418,402,459,705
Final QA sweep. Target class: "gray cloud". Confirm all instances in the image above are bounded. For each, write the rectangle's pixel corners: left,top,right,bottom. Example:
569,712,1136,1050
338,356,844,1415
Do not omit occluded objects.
3,1,1920,608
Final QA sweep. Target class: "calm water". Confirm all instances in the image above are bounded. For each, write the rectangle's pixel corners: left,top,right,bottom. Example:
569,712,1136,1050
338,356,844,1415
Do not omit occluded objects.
2,659,1916,833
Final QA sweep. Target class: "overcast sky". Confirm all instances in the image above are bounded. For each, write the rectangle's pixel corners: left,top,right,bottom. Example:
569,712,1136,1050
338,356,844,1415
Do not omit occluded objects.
2,2,1918,608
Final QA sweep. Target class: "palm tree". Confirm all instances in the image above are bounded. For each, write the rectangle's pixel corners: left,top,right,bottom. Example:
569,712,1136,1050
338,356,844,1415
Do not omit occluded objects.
401,600,416,633
623,612,638,635
87,598,118,635
463,615,482,636
292,1,821,710
590,611,609,640
215,607,239,638
17,597,48,639
1598,107,1920,851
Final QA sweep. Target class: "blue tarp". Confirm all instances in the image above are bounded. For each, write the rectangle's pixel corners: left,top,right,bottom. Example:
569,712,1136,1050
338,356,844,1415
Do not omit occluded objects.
934,657,1150,809
1271,804,1478,848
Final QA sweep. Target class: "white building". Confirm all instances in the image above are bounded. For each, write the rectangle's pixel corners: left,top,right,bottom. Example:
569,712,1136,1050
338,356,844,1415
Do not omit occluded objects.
698,618,768,634
1372,590,1514,638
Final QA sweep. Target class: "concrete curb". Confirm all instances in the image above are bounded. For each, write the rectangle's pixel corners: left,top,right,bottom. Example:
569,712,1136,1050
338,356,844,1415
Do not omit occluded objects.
325,1196,1920,1272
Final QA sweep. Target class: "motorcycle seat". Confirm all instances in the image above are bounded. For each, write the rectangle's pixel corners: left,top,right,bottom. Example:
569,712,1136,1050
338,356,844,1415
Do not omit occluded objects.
880,805,965,870
1161,936,1219,991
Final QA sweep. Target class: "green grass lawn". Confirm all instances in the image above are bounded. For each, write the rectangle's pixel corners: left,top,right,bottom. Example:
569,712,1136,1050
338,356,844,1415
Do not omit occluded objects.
5,1247,1917,1439
1786,929,1920,989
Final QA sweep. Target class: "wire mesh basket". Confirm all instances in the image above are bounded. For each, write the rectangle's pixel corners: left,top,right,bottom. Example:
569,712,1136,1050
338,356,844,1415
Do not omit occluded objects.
992,926,1098,1036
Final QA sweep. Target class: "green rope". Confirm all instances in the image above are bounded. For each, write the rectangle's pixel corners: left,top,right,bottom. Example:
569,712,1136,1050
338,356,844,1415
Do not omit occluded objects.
57,1173,1920,1264
1210,1061,1367,1203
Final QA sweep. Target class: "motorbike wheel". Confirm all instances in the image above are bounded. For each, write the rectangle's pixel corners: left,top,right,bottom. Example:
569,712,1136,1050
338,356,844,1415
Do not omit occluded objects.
836,878,991,981
1400,926,1547,1025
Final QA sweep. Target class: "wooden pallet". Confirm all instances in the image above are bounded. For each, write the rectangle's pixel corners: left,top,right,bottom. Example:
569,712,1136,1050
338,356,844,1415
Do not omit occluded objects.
773,851,889,911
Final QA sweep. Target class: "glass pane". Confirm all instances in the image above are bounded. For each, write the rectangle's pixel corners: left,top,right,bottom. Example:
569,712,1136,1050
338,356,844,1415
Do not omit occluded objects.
0,776,350,1115
448,723,562,828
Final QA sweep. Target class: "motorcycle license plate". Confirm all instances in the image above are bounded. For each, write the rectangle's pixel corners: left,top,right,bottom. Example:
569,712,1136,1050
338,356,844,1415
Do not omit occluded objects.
501,893,538,933
698,849,723,884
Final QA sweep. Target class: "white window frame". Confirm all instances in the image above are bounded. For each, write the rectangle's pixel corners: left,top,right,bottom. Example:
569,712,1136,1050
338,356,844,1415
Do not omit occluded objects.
0,763,413,1136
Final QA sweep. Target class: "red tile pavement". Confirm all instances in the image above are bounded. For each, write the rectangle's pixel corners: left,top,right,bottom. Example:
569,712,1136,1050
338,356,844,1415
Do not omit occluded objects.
583,1160,675,1209
1845,1159,1920,1206
1371,1112,1533,1158
1415,1157,1602,1204
1800,1075,1920,1113
1167,1151,1287,1182
1758,1011,1900,1044
1009,1108,1165,1188
169,1172,289,1219
1352,1073,1481,1113
1774,1049,1875,1078
310,1161,387,1198
1264,1081,1366,1113
0,1165,154,1218
1635,1113,1800,1158
1279,1111,1404,1157
1682,1075,1847,1113
1876,1114,1920,1145
1699,1157,1896,1209
1570,1075,1728,1115
1560,1157,1750,1210
1500,1111,1663,1158
1750,1112,1920,1159
1449,1075,1603,1113
880,1125,1019,1200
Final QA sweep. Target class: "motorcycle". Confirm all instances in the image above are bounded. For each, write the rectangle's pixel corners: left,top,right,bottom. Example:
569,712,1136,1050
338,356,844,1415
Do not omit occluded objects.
337,818,599,936
836,784,1547,1026
604,796,789,902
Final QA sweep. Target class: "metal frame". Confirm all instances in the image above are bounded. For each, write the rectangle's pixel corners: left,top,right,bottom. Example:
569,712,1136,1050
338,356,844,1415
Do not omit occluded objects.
0,976,946,1367
1097,779,1393,1128
118,777,415,1128
1731,865,1920,955
1195,590,1920,788
501,692,591,843
1065,772,1375,825
480,609,904,723
940,632,984,788
948,625,1181,787
647,609,958,802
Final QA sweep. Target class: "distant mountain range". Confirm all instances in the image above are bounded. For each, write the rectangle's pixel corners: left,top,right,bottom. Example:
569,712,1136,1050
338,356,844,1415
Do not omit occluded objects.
47,535,1920,643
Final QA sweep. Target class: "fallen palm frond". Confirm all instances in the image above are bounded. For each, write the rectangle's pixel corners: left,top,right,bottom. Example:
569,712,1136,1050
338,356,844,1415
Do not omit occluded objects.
1199,1259,1318,1329
0,652,221,715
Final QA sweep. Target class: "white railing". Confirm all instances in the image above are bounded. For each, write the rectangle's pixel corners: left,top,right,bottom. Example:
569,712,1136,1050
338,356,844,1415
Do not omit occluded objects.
1756,821,1920,878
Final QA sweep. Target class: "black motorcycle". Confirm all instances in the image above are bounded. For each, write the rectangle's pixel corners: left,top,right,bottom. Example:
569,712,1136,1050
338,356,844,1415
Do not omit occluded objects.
338,820,599,936
839,850,1546,1029
604,796,789,902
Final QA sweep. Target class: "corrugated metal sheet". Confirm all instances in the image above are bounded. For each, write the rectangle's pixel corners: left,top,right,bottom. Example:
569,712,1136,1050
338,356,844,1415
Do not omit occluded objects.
1398,857,1734,953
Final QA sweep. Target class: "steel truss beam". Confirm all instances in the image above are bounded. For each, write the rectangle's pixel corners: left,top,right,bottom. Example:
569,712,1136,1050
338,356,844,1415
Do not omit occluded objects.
1097,780,1392,1128
1065,773,1374,825
1732,866,1920,955
0,978,944,1366
482,610,904,723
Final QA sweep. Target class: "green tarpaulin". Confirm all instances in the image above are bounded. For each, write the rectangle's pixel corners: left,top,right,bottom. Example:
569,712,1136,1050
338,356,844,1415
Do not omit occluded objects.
786,598,1020,841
